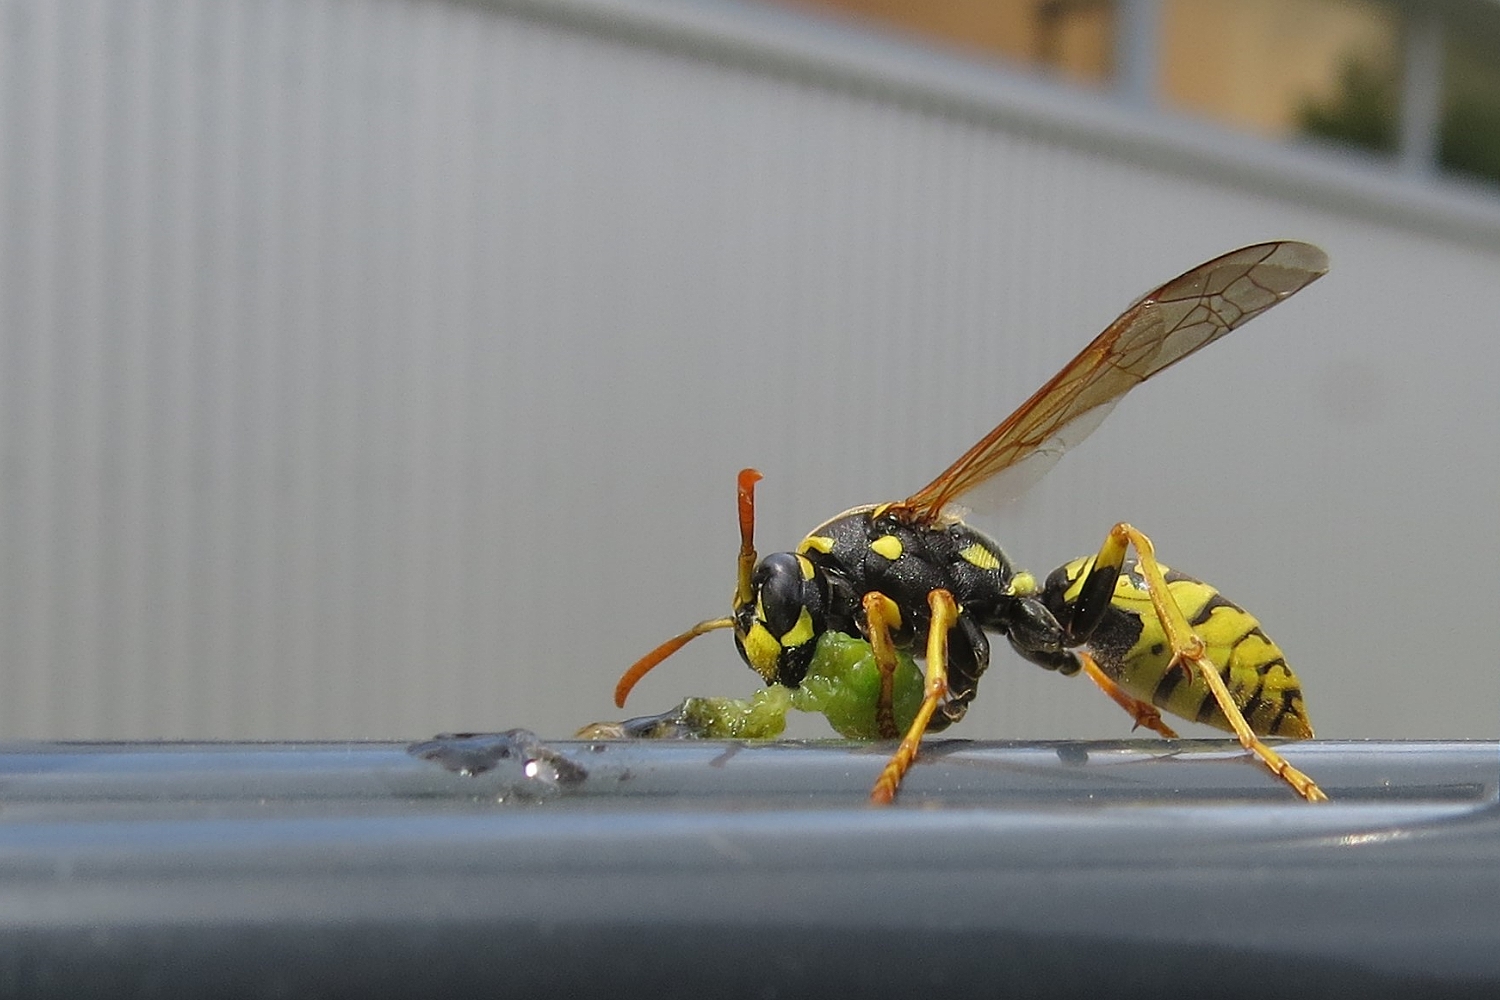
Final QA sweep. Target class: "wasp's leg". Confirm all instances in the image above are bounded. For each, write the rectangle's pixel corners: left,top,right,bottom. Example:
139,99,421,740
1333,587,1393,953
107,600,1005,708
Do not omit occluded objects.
1095,524,1326,803
1010,637,1180,740
870,589,957,806
1078,651,1180,739
932,615,988,731
861,591,905,741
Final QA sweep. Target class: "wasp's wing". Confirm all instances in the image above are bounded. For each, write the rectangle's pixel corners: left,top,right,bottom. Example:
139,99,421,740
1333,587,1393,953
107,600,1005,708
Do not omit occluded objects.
896,241,1328,522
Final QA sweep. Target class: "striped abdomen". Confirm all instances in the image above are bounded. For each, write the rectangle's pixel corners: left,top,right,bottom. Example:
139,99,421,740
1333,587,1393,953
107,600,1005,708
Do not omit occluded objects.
1046,557,1312,739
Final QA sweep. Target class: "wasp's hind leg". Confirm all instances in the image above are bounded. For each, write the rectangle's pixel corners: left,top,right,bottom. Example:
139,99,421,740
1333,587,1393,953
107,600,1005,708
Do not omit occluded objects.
870,589,957,806
1010,639,1180,739
1080,524,1326,803
1079,652,1180,739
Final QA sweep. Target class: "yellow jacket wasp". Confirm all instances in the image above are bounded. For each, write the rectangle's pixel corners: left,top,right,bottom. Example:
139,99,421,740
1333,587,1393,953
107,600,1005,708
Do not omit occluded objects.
610,241,1329,804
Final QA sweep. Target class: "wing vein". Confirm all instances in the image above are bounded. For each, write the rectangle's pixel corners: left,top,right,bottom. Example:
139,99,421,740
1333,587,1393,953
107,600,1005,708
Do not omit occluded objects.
894,241,1328,522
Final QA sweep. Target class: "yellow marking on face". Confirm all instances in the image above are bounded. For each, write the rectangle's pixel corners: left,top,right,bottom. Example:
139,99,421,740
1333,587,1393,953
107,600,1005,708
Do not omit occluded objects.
1007,570,1037,597
741,621,782,682
780,606,815,649
870,535,903,561
796,554,816,580
798,535,835,555
959,543,1001,572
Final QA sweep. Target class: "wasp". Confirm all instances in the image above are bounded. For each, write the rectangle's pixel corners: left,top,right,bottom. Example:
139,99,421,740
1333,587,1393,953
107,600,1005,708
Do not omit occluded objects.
613,242,1329,804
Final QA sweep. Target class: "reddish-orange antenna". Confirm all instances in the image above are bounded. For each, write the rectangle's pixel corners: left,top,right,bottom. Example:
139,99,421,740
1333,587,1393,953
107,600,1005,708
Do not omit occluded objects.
734,468,762,607
612,468,765,708
613,616,733,708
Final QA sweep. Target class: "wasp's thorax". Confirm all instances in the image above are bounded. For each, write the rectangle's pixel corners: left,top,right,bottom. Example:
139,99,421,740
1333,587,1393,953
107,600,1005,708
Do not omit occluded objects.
732,550,830,688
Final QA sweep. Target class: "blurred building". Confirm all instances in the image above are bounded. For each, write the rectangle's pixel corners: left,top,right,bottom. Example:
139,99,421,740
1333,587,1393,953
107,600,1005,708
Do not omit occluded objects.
0,0,1496,744
783,0,1500,182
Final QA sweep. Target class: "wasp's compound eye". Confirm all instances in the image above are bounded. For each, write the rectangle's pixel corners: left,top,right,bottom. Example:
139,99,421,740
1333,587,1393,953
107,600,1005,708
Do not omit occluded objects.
753,553,808,637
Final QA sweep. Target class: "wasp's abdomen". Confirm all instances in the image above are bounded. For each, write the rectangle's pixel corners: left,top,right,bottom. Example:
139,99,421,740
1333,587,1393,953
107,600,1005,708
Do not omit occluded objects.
1048,557,1312,739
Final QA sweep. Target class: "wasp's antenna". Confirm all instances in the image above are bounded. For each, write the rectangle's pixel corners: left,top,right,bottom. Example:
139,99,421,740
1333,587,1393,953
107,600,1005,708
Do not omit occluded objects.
734,468,762,608
613,616,733,708
613,469,765,708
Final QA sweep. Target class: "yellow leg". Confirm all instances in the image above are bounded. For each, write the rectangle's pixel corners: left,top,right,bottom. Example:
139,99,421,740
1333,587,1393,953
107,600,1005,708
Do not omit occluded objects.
1103,524,1327,803
870,590,957,805
862,592,904,741
1079,651,1180,739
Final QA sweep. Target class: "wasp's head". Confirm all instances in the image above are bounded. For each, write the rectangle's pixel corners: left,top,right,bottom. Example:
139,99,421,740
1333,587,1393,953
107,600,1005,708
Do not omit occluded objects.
732,551,827,688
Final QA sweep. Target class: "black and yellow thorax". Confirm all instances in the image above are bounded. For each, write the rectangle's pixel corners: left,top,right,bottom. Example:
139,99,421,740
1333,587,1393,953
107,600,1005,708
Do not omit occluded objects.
794,505,1024,642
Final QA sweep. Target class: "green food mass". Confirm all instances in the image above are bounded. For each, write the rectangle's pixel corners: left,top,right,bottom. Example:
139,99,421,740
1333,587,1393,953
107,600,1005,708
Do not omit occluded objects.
578,632,927,741
791,631,925,738
673,686,794,739
670,632,925,739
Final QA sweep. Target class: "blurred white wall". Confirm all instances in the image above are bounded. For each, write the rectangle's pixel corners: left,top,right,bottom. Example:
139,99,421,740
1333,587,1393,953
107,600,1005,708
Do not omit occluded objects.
0,0,1495,742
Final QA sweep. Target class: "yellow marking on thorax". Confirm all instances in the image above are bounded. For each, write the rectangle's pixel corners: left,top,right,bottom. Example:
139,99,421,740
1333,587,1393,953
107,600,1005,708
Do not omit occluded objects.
959,543,1002,572
1007,570,1037,597
795,554,816,579
798,535,835,555
870,535,903,561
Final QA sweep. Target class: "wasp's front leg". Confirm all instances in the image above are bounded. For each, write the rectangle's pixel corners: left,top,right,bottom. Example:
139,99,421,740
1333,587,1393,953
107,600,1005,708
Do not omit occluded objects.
870,589,957,806
861,591,905,741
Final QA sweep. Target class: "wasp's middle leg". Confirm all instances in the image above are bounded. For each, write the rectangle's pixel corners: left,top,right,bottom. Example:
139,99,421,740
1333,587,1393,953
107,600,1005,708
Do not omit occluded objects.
870,589,957,806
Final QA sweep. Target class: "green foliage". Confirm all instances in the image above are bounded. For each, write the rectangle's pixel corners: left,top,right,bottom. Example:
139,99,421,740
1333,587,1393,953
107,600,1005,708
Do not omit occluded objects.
1297,45,1500,185
1440,42,1500,184
1298,54,1399,153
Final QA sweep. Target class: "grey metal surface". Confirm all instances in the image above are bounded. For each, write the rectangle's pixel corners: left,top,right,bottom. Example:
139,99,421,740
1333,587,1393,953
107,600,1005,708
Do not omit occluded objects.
0,0,1495,745
0,738,1495,998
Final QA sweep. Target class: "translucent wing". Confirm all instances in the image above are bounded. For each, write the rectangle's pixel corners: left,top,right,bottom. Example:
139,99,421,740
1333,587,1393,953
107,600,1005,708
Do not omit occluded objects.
895,241,1328,523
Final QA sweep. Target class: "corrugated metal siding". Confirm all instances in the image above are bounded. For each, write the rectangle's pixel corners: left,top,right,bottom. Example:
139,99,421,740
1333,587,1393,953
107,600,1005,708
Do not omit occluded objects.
0,0,1494,742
